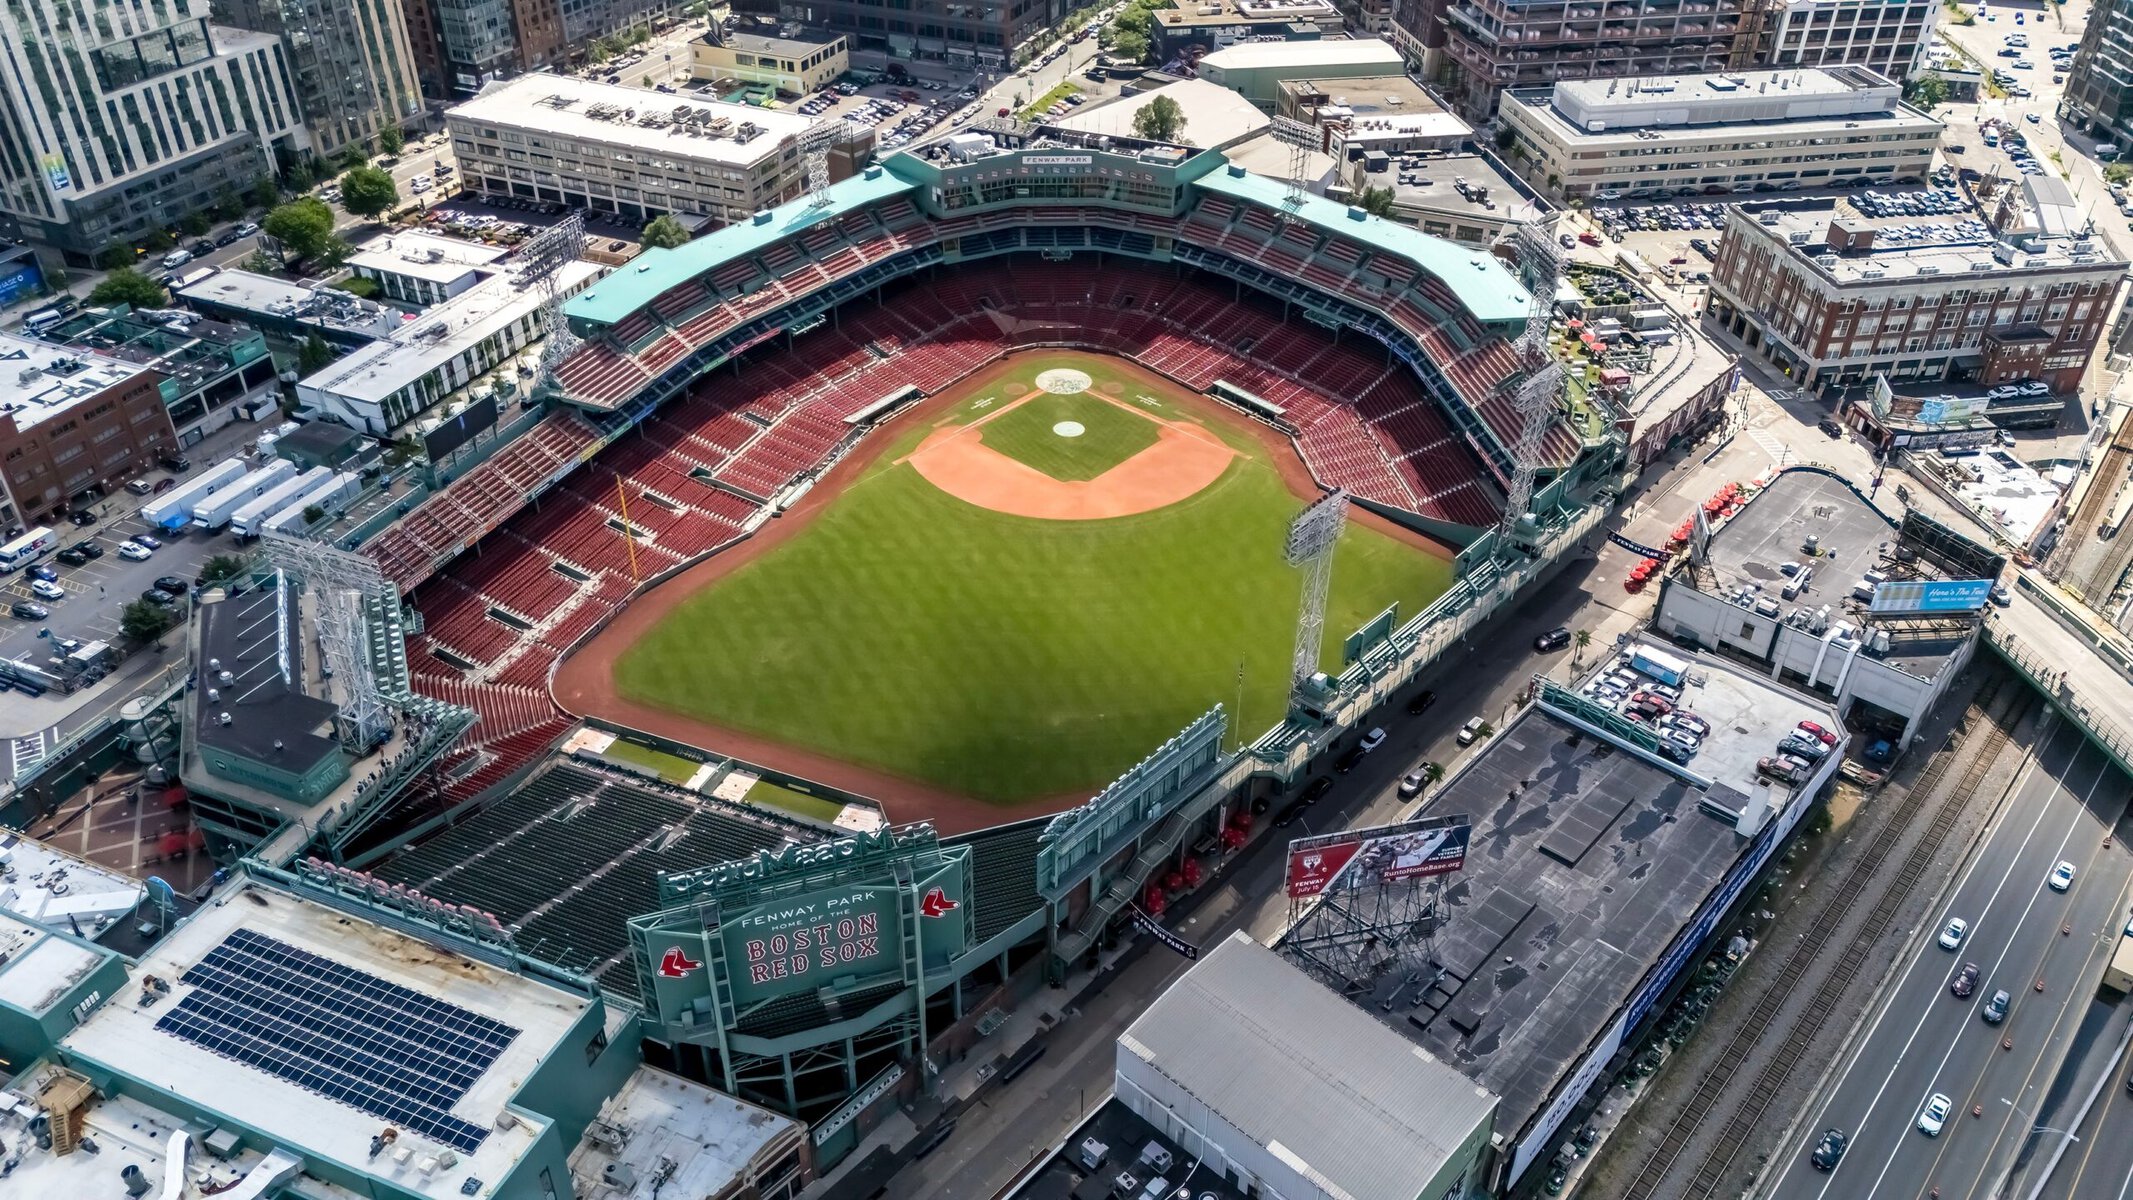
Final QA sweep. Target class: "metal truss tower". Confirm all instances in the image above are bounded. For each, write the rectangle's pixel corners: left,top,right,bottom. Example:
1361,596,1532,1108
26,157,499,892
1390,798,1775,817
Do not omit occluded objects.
1494,218,1569,557
518,211,586,395
1282,871,1444,998
1285,489,1349,695
262,531,412,751
1266,115,1318,216
801,118,848,210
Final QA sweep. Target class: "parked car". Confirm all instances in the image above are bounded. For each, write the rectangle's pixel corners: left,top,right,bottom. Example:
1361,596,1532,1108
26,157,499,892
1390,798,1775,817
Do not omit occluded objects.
1456,716,1486,746
1778,734,1828,761
117,541,152,561
141,588,179,607
233,221,260,238
67,509,96,526
68,540,101,559
1406,689,1436,715
153,576,190,596
10,600,47,620
29,579,63,600
1949,962,1979,998
131,533,162,550
1795,720,1838,745
54,548,88,567
1399,768,1430,798
29,565,57,582
1334,745,1368,773
1818,419,1844,438
1358,727,1387,753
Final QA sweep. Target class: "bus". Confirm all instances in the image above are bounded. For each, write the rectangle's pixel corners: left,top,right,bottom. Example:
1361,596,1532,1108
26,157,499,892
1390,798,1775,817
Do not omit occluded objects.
0,526,57,573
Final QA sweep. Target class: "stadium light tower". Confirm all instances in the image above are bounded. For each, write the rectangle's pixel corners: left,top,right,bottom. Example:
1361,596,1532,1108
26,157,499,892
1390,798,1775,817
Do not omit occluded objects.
801,118,849,210
1266,116,1319,217
1285,489,1349,699
1493,218,1569,559
521,211,587,395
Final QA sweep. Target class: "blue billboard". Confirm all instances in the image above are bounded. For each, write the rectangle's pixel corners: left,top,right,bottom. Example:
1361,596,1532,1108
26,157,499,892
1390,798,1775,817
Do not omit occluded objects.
0,256,43,307
1869,577,1994,614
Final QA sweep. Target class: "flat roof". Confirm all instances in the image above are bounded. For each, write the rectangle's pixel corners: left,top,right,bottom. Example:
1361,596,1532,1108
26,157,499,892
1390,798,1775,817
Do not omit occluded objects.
1057,80,1270,149
448,74,811,168
564,163,916,326
1549,66,1902,129
0,912,103,1015
1938,445,2065,546
60,877,592,1199
0,330,153,434
1122,932,1494,1200
0,829,145,939
304,258,602,404
1010,1098,1250,1200
2,1063,299,1199
179,270,407,339
1199,38,1402,71
1700,470,1971,675
345,231,510,285
715,29,844,55
567,1066,805,1197
1370,151,1534,221
1738,201,2125,282
1355,660,1832,1139
193,581,343,778
1192,163,1533,323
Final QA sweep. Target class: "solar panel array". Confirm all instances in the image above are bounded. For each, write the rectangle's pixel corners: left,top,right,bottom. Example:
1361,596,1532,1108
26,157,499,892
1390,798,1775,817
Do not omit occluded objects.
154,928,519,1153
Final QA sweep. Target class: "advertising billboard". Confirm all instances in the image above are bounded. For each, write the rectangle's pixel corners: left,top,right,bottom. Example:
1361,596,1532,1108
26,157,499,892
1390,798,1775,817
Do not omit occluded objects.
1284,815,1471,899
1868,577,1994,614
421,392,500,461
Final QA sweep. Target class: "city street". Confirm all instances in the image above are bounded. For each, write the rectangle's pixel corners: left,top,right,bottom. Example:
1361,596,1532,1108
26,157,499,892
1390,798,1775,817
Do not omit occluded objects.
1765,720,2133,1200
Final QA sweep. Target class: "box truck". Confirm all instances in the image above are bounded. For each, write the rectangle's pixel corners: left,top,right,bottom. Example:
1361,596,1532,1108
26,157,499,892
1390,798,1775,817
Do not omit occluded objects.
191,460,297,531
141,459,247,530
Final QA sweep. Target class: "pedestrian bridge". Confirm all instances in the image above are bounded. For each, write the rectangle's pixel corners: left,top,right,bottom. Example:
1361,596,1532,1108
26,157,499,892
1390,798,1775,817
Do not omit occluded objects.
1984,574,2133,778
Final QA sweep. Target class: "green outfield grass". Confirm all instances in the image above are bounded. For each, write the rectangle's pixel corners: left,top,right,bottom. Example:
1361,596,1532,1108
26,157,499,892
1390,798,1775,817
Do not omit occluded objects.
613,353,1455,804
977,392,1159,481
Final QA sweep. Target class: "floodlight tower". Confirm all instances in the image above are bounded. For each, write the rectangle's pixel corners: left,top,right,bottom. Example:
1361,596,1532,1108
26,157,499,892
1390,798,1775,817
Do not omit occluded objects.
1493,217,1569,559
1267,115,1319,216
1285,489,1349,702
522,211,587,395
801,117,848,210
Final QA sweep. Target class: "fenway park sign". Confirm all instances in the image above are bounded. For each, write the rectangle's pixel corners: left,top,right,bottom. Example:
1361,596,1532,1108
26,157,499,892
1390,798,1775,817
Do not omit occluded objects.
719,882,959,1004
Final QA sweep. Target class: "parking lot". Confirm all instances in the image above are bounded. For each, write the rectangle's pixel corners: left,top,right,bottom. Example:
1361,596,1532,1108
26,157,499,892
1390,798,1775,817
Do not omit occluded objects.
0,510,236,679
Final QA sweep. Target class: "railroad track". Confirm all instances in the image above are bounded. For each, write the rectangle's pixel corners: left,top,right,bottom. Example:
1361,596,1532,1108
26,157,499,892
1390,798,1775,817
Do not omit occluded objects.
1608,674,2028,1200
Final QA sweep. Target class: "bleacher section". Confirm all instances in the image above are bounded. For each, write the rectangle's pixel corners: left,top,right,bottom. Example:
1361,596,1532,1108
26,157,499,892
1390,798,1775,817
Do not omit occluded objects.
947,819,1046,943
369,760,813,997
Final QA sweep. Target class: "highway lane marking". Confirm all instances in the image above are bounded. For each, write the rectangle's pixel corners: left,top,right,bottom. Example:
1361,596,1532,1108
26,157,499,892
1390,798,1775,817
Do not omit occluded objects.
1953,791,2131,1200
2025,867,2133,1200
1848,733,2108,1200
1781,720,2074,1199
1908,749,2121,1200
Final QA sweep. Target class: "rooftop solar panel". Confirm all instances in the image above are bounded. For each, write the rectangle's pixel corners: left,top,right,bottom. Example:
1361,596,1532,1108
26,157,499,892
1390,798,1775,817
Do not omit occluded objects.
154,928,518,1153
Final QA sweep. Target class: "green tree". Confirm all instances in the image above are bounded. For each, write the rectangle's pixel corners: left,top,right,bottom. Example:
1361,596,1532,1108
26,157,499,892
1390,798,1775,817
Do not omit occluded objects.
318,236,354,271
1573,628,1592,668
1358,186,1398,218
338,165,400,219
263,197,336,262
143,229,176,252
1495,125,1517,151
88,268,168,309
95,244,137,271
179,211,211,237
378,125,405,155
2108,162,2133,186
213,186,244,221
297,334,335,374
241,250,281,274
1108,27,1149,63
200,554,248,586
250,176,281,211
1904,75,1950,110
121,599,177,643
1132,93,1187,142
335,275,380,299
640,214,691,249
302,504,326,525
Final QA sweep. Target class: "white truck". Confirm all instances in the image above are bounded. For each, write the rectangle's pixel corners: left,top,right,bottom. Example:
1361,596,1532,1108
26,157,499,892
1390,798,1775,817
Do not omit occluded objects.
2104,916,2133,995
228,467,333,538
261,471,362,536
141,459,247,531
190,460,297,531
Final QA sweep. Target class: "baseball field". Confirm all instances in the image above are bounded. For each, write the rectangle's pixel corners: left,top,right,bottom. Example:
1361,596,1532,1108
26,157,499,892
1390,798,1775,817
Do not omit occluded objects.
560,351,1457,820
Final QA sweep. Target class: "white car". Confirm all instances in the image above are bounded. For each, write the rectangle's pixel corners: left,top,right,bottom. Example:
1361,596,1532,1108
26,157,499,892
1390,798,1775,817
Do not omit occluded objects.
117,541,152,561
2047,861,2076,891
1358,727,1387,753
1937,916,1968,950
29,579,63,600
1916,1093,1952,1137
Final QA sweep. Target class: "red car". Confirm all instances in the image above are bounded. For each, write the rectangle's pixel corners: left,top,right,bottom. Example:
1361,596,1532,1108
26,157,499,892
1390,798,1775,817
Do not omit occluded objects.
1796,720,1838,746
1630,691,1674,717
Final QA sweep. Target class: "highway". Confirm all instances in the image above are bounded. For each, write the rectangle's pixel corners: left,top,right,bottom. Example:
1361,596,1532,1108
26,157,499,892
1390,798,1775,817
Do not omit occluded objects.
1766,717,2133,1200
2033,1021,2133,1200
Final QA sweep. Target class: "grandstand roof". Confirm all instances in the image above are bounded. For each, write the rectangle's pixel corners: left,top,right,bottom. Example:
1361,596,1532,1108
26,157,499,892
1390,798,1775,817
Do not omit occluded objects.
1192,164,1532,324
565,164,918,326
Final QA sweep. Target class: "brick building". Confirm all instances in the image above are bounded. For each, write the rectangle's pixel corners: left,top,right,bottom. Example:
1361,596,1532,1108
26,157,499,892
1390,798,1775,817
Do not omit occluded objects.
0,333,177,526
1705,200,2127,397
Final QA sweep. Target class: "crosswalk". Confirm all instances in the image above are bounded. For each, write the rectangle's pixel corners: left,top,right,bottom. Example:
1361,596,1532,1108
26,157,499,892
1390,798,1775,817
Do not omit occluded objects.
1748,427,1792,463
10,728,51,775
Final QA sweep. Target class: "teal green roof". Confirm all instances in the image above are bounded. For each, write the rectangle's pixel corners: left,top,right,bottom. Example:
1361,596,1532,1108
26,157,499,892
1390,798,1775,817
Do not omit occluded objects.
1191,164,1532,325
565,165,920,327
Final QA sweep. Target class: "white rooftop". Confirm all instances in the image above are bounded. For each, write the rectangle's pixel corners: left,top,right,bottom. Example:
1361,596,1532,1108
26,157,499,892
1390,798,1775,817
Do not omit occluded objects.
60,878,594,1200
449,74,812,167
567,1067,806,1198
1200,38,1404,73
301,258,603,404
346,231,511,285
0,911,103,1015
0,828,146,937
1551,67,1902,131
1744,203,2127,282
0,331,154,434
1057,79,1270,148
178,270,407,338
1940,446,2065,546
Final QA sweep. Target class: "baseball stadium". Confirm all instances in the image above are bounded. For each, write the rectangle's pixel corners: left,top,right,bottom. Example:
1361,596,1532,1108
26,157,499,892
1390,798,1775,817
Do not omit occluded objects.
174,130,1626,1167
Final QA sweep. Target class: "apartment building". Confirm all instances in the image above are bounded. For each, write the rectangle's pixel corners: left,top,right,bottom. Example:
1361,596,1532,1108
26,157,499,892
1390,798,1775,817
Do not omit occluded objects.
403,0,566,97
1414,0,1934,118
1499,67,1940,200
2061,0,2133,145
0,333,178,526
1148,0,1348,59
445,75,810,226
1706,200,2126,397
0,5,307,264
768,0,1062,65
216,0,426,157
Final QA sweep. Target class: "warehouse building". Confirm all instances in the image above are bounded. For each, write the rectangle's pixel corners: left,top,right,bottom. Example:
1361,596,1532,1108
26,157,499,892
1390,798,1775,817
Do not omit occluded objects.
1196,39,1407,110
1499,67,1942,201
446,75,811,228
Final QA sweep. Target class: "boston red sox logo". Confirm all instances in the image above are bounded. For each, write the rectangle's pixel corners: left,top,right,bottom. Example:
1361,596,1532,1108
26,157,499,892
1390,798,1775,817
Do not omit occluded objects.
658,945,703,978
920,887,958,918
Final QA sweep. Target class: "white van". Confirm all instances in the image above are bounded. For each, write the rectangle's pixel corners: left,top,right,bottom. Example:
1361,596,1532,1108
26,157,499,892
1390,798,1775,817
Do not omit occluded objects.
159,249,192,270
